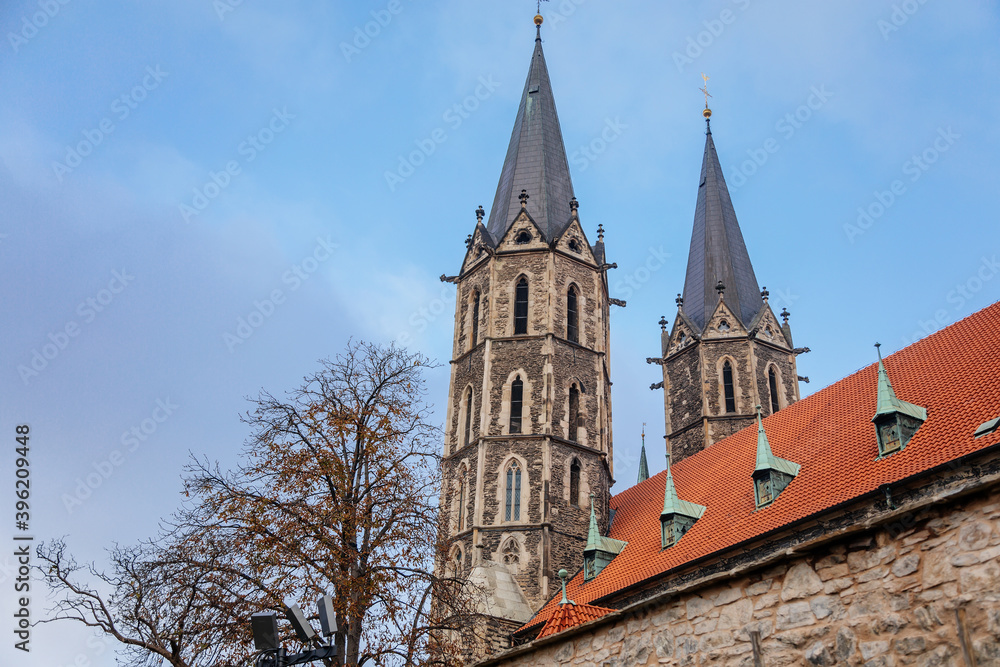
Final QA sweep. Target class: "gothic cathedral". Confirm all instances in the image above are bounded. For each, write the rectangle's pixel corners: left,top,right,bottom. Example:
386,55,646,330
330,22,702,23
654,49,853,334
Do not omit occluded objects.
436,15,804,654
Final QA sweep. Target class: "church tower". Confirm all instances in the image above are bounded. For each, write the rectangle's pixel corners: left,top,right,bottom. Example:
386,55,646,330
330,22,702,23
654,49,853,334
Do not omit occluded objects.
438,15,616,647
652,105,805,463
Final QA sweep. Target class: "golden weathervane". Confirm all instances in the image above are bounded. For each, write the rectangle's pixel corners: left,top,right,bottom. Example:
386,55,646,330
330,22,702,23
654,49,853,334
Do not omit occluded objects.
700,72,713,119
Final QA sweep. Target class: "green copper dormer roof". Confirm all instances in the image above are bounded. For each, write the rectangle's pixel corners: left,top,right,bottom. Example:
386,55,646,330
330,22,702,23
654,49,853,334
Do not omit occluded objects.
637,429,649,484
660,461,706,520
486,20,575,244
872,344,928,423
584,494,626,556
753,406,800,478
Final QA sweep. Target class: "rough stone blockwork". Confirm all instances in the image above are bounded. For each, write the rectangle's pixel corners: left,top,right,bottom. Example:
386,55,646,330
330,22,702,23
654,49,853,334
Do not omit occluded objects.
491,485,1000,666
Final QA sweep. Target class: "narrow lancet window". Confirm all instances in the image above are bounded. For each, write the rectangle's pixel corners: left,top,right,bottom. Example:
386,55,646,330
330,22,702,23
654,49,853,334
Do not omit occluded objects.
768,368,780,414
514,278,528,334
471,290,480,348
568,384,580,441
505,461,522,521
567,285,579,343
569,459,580,506
723,361,736,413
463,387,474,446
509,376,523,434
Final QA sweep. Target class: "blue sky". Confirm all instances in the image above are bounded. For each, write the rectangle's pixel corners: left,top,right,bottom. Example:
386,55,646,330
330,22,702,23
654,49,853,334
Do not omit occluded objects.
2,1,999,664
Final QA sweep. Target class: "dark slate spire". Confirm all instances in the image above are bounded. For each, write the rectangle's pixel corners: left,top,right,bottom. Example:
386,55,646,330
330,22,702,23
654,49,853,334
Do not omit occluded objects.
486,18,575,243
681,119,763,331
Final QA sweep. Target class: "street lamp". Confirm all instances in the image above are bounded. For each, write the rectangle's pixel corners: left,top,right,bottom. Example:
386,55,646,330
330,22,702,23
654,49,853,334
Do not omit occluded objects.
251,597,339,667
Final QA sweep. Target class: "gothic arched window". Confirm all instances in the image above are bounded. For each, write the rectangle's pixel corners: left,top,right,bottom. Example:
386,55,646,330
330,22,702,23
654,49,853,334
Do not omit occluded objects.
567,285,579,343
722,361,736,413
470,289,480,349
505,461,522,521
457,477,466,532
509,376,523,434
568,384,580,441
569,459,580,506
453,545,464,575
463,386,474,446
514,277,528,335
768,367,780,414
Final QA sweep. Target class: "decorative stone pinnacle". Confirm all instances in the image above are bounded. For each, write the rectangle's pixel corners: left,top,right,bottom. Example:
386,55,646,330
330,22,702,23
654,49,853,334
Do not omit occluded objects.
761,286,769,301
781,308,790,324
569,196,579,212
715,280,725,298
519,189,529,208
659,315,668,331
475,205,485,222
597,224,604,241
465,234,473,249
675,294,683,308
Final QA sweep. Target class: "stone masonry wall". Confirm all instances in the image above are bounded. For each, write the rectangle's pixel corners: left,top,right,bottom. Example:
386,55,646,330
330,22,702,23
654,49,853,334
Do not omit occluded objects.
492,483,1000,666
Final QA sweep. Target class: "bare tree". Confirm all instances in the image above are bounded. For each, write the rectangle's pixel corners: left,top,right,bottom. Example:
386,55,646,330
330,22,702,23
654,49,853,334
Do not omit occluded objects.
39,341,483,667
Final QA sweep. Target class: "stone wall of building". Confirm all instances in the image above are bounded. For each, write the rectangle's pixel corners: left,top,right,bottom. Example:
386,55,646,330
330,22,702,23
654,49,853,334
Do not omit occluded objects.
491,483,1000,666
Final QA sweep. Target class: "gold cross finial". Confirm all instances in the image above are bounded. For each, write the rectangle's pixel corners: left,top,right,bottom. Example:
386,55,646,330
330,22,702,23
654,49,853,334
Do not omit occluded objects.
700,73,713,119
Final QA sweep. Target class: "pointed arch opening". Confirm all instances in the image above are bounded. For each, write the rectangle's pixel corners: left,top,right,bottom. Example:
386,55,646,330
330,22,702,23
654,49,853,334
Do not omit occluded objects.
569,459,581,506
722,360,736,414
568,383,581,441
463,386,474,446
470,289,481,349
509,375,524,434
514,277,528,335
501,537,520,571
567,284,579,343
768,366,780,414
505,460,522,521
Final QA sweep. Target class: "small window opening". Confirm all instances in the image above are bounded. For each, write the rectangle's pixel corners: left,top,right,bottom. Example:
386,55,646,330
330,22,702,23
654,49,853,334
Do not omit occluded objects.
514,278,528,335
723,361,736,413
509,376,523,434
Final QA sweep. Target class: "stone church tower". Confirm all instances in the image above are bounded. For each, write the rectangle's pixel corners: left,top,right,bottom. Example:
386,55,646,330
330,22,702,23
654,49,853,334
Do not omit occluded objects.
651,110,806,463
437,16,616,648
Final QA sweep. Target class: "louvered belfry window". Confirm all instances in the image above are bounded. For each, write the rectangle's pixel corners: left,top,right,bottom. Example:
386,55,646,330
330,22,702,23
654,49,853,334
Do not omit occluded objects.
505,461,522,521
514,278,528,334
569,459,580,506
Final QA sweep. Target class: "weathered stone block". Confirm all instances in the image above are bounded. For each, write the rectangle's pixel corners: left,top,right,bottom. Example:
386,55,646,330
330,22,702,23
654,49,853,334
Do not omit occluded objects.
780,562,823,601
922,550,957,588
805,640,835,666
891,553,920,577
775,601,815,630
847,549,881,572
685,596,713,620
959,559,1000,592
894,635,926,655
958,520,993,551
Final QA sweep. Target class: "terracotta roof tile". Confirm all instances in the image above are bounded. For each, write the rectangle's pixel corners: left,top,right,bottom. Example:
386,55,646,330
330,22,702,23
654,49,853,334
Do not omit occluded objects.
522,301,1000,634
536,601,614,639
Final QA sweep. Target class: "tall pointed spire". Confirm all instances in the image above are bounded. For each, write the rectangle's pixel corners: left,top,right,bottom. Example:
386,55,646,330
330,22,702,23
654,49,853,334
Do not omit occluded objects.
680,107,763,331
637,425,650,483
486,14,575,243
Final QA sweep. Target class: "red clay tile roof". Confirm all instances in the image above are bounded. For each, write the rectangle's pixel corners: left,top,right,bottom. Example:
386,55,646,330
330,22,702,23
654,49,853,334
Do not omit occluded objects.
523,301,1000,636
536,601,614,639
